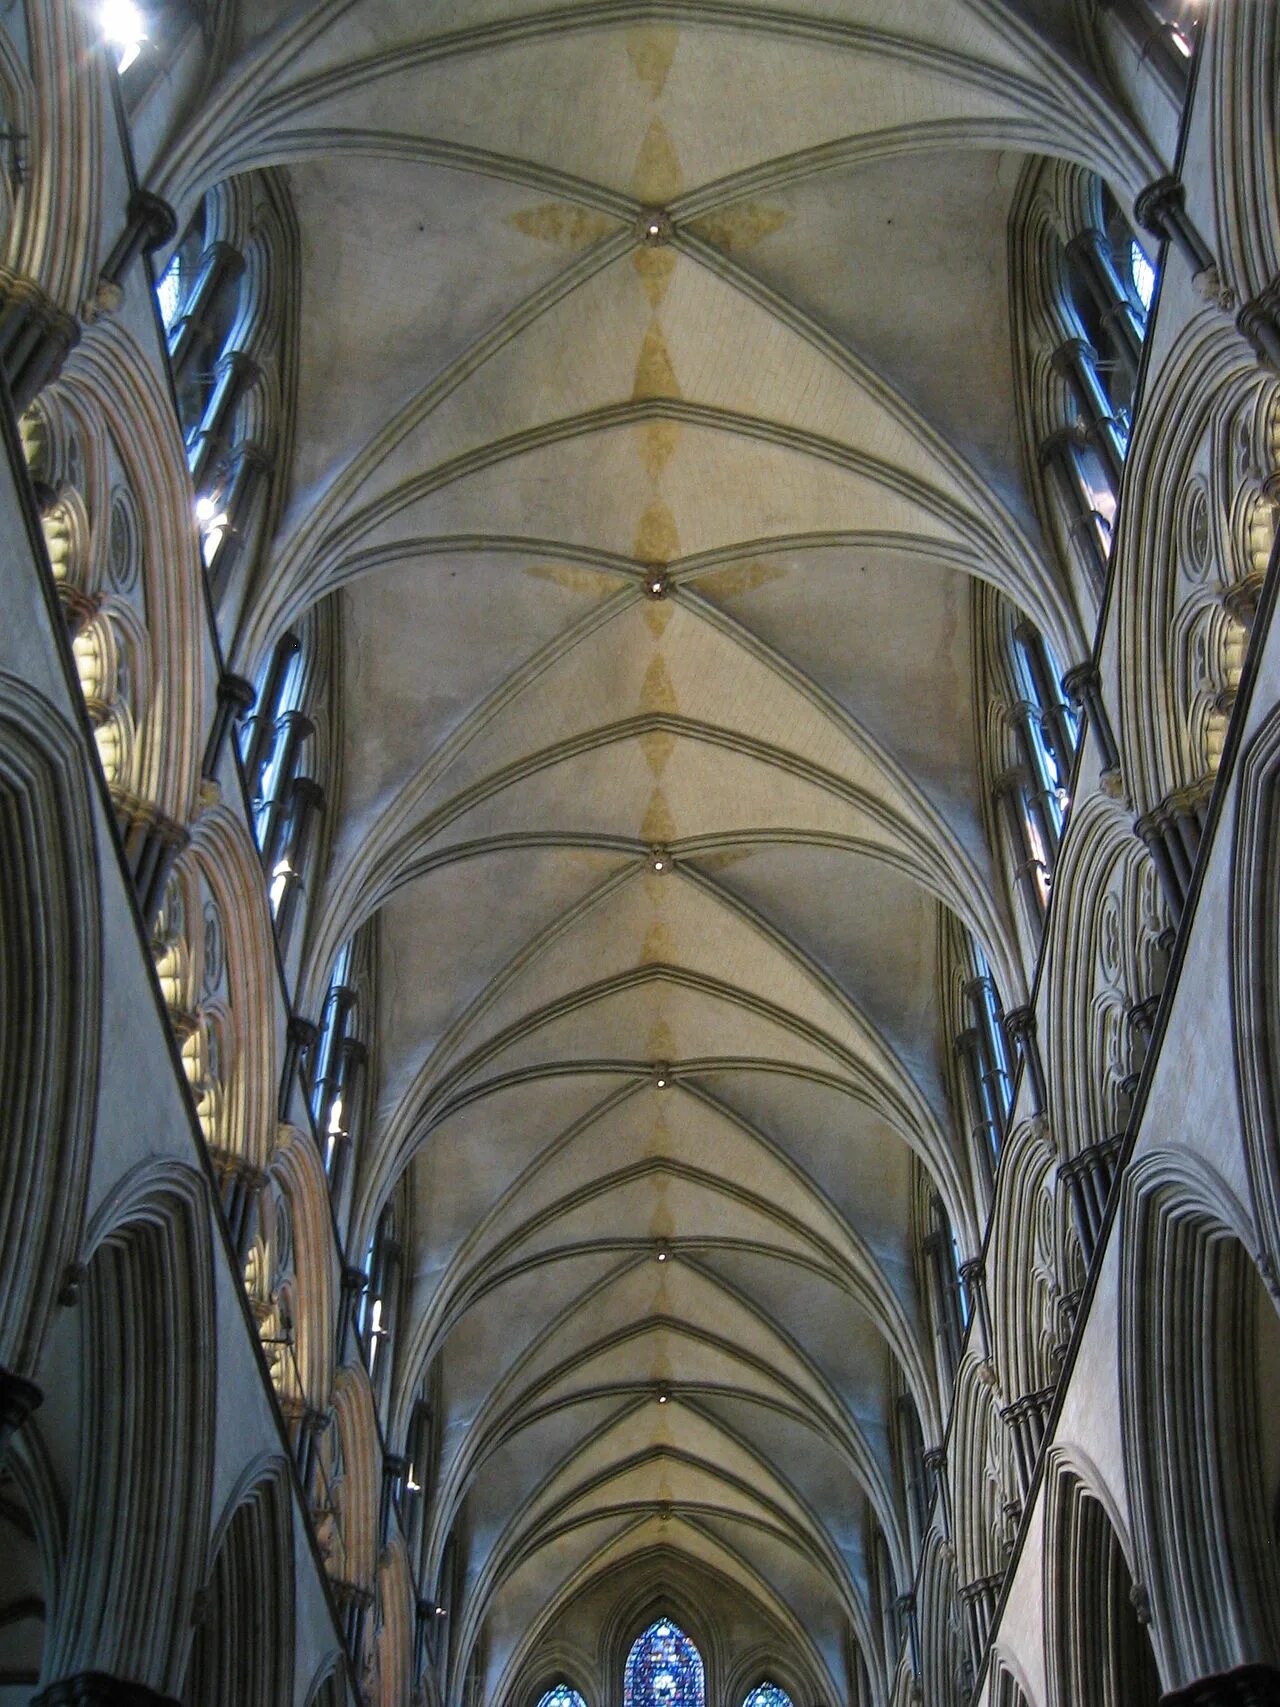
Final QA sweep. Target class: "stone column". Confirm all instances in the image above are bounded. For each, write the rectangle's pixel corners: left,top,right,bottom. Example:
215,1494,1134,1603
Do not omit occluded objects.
1006,1005,1047,1118
895,1593,920,1679
200,671,254,783
241,632,302,793
1060,1133,1124,1264
257,711,315,866
1062,661,1123,786
279,1014,318,1123
339,1265,367,1359
112,791,190,931
0,275,80,411
1013,621,1077,771
169,241,245,381
1052,337,1127,492
959,1573,1004,1674
1039,428,1110,595
1001,1385,1055,1495
382,1453,407,1546
1238,279,1280,373
1063,226,1144,384
188,350,261,490
1134,779,1212,916
272,777,325,948
955,1027,996,1200
994,769,1048,923
1136,175,1228,305
91,190,177,315
331,1578,372,1658
960,1257,993,1363
923,1445,952,1539
206,1146,265,1262
203,440,273,586
1011,699,1063,861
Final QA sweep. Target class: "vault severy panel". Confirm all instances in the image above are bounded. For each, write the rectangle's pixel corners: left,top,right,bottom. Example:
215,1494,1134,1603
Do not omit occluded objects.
208,0,1125,1692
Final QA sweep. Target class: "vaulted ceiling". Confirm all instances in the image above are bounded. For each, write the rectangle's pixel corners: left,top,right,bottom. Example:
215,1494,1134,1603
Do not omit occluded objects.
150,4,1154,1699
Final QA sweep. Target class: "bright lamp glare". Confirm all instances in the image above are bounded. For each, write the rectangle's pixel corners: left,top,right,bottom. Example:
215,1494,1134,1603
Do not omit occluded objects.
99,0,146,72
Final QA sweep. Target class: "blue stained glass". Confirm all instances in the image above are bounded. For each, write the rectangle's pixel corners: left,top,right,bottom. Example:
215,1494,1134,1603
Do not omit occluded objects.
537,1688,587,1707
624,1620,705,1707
743,1685,794,1707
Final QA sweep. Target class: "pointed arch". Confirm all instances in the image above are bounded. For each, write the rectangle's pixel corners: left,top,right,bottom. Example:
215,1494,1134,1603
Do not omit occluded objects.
48,1162,216,1696
1119,1152,1280,1684
184,1456,295,1707
0,673,100,1381
1041,1450,1160,1707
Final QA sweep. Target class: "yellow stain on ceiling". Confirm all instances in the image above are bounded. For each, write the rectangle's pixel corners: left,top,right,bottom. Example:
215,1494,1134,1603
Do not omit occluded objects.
524,562,624,597
633,246,677,310
691,847,754,874
642,919,676,964
685,201,789,254
640,729,676,775
640,419,681,482
640,654,678,715
633,321,682,401
508,202,620,249
642,790,677,843
643,601,674,640
625,25,678,98
647,1017,677,1059
693,558,787,600
632,116,683,205
635,499,680,563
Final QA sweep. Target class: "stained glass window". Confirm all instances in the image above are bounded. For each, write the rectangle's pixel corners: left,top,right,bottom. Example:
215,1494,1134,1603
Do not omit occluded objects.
624,1619,705,1707
536,1686,587,1707
742,1684,794,1707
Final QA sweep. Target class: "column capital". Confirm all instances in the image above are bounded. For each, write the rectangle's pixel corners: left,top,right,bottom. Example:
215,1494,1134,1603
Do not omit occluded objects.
288,1013,320,1050
217,671,256,715
1005,1004,1036,1041
1049,335,1097,377
1134,173,1184,240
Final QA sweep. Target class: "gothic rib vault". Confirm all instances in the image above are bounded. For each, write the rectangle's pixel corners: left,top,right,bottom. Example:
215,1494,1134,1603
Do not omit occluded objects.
143,3,1163,1698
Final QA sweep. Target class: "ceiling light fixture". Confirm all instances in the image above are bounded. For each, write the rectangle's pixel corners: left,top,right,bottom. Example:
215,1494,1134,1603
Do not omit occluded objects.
649,844,671,873
644,569,669,600
655,1240,671,1263
652,1062,671,1089
637,209,674,247
656,1385,670,1405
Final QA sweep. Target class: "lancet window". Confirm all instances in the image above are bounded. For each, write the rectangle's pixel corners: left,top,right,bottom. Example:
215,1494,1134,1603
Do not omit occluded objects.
360,1192,405,1413
240,628,325,947
624,1620,705,1707
741,1683,793,1707
536,1687,588,1707
923,1193,970,1385
894,1387,930,1562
